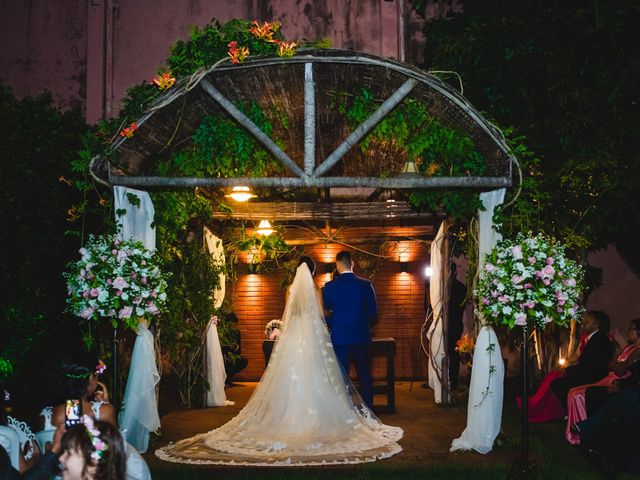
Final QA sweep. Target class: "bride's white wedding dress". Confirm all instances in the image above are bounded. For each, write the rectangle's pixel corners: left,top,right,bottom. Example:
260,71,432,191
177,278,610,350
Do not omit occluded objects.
156,263,403,466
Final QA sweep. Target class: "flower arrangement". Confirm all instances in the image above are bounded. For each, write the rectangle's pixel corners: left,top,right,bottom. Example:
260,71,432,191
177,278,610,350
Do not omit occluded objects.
476,233,585,329
265,319,283,340
65,235,169,331
81,415,109,463
455,334,475,355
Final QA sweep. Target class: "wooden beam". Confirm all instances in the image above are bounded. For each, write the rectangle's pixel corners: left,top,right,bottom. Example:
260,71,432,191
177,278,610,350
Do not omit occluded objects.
313,78,419,178
200,78,307,179
111,175,511,189
210,201,437,221
303,63,315,176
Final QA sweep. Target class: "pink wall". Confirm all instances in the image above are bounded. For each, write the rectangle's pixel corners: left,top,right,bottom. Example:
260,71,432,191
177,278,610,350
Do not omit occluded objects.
0,0,422,122
587,246,640,342
0,0,87,109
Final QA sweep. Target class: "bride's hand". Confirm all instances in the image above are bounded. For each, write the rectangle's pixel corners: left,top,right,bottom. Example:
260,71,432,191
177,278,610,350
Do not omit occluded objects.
94,381,110,403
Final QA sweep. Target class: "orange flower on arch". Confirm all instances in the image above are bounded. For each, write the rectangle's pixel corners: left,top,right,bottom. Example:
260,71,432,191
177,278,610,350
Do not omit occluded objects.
119,122,138,139
152,71,176,91
249,20,279,42
228,41,250,64
276,40,297,58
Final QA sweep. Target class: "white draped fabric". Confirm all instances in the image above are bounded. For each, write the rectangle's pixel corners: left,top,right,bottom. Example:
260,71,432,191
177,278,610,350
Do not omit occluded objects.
119,322,161,453
114,186,160,453
427,222,449,403
205,319,233,407
203,227,225,308
156,263,403,466
451,188,506,454
114,186,155,251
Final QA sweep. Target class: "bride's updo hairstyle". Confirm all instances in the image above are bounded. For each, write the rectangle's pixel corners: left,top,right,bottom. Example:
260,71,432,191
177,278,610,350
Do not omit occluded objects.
298,256,316,275
62,420,126,480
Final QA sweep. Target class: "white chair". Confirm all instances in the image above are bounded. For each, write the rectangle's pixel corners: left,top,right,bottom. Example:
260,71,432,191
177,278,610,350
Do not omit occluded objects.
0,425,20,469
34,429,55,453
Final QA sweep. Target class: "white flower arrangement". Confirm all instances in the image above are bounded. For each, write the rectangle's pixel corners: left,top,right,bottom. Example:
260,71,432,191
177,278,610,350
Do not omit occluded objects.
65,234,169,330
265,319,283,340
476,233,585,329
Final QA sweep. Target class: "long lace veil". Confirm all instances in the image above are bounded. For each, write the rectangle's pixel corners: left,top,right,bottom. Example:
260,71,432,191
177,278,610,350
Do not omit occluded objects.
156,263,402,466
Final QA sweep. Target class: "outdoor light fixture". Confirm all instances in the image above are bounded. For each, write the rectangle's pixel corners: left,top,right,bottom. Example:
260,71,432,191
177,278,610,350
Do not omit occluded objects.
225,186,256,202
255,219,274,236
400,158,420,177
400,262,408,273
424,265,433,278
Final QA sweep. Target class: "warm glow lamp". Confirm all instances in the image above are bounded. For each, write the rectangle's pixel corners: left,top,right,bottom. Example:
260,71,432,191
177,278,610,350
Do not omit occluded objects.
225,186,257,202
400,158,420,177
256,219,274,236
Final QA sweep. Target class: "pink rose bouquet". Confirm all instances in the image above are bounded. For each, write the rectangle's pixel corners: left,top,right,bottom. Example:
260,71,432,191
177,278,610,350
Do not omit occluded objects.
475,233,585,329
65,235,169,333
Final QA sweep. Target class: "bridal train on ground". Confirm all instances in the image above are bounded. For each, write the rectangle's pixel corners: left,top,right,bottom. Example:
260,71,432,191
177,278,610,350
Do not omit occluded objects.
156,263,403,466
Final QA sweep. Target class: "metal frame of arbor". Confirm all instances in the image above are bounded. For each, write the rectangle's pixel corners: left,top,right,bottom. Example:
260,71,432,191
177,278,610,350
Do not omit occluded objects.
90,50,515,191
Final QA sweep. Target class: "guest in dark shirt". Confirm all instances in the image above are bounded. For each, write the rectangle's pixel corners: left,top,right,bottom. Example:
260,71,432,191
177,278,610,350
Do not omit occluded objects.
550,310,614,410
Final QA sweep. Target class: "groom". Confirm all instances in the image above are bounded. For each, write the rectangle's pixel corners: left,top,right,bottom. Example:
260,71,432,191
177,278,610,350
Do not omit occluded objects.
323,251,377,408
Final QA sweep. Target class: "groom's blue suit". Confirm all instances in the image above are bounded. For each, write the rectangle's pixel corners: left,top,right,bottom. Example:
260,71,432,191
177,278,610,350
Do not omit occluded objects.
322,272,377,408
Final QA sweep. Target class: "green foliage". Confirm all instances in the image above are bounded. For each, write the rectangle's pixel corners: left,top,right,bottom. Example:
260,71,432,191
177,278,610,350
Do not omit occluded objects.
425,1,640,261
155,238,224,407
167,19,284,78
337,88,486,220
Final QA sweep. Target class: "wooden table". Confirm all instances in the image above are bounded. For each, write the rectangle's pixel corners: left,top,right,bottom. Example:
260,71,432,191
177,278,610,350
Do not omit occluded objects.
263,337,397,411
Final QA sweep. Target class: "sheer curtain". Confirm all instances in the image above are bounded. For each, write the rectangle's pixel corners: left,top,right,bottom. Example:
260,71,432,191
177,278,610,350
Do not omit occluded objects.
203,228,231,407
451,188,505,454
114,187,160,452
427,222,450,403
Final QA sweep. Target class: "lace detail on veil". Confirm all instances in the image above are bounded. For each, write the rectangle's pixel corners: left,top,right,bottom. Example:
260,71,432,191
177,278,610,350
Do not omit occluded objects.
156,263,402,466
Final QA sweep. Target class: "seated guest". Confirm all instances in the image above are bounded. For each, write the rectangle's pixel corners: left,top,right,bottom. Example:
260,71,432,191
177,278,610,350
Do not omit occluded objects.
550,310,614,411
1,386,41,472
577,358,640,477
565,318,640,444
0,424,64,480
49,355,150,480
60,418,127,480
517,327,590,422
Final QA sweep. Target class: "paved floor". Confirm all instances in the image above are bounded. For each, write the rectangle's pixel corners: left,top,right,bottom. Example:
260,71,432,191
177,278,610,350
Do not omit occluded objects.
146,381,515,471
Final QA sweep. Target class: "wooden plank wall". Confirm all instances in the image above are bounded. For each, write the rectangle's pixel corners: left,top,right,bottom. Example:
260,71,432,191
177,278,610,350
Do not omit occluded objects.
230,227,431,381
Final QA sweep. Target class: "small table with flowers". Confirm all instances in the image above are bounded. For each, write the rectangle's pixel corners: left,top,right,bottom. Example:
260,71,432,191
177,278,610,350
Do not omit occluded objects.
263,337,396,411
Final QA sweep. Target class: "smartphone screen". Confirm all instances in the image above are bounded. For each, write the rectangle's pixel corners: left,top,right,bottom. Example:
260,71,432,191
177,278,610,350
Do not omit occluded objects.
65,399,82,428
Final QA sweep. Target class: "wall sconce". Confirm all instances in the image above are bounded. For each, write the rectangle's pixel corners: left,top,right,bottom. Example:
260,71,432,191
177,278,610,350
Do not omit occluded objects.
400,158,420,177
424,265,433,279
400,262,408,273
225,186,256,202
323,262,335,274
255,219,274,236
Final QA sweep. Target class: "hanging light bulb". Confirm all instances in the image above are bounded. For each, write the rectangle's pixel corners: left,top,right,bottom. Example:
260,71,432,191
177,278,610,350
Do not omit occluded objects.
256,219,274,236
225,186,257,202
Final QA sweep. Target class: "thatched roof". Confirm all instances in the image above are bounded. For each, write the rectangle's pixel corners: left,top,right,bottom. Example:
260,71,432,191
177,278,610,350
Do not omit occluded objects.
91,49,514,191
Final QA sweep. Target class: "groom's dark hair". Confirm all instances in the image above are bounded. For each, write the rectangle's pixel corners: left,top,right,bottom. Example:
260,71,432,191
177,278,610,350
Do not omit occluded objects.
298,255,316,275
336,251,352,268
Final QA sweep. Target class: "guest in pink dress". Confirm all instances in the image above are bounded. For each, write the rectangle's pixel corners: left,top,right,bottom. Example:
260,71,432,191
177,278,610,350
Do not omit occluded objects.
565,318,640,444
516,334,588,422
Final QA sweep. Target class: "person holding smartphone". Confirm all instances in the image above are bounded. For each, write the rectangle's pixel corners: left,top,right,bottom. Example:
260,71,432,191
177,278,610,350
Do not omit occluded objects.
51,358,116,434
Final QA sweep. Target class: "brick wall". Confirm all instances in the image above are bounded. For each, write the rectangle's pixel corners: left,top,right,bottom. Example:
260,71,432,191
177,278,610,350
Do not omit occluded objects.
231,227,430,381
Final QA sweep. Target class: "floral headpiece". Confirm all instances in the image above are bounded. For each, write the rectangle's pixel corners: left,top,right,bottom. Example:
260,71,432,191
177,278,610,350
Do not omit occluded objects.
95,360,107,375
81,415,108,463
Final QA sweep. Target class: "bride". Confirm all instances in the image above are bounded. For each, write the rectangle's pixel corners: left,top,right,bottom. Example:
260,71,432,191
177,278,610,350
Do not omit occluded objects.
156,261,403,466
